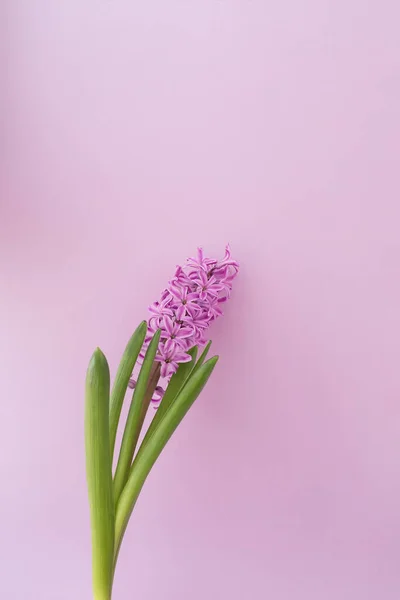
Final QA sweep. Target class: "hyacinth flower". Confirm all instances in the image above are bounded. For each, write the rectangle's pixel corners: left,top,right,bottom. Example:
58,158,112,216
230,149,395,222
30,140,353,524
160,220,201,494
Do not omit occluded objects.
85,246,238,600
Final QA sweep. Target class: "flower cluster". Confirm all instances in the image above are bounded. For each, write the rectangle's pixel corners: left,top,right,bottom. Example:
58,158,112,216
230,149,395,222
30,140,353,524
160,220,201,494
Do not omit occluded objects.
146,245,239,379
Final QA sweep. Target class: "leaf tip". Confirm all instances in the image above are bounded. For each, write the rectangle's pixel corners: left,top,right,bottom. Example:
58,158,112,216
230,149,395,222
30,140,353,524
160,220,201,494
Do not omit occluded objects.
87,347,110,385
201,355,219,375
152,328,162,344
90,346,107,366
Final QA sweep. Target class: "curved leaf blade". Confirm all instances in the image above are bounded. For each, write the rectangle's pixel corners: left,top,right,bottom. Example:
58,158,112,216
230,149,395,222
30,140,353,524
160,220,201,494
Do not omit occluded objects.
140,346,198,448
109,321,147,463
114,355,218,561
113,330,161,504
190,341,212,378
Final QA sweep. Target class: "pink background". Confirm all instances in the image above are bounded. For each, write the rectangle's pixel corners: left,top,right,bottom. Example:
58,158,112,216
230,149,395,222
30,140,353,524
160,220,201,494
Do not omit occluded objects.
1,2,400,599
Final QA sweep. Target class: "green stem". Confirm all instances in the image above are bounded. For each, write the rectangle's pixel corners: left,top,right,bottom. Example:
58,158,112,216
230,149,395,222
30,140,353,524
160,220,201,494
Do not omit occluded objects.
93,592,111,600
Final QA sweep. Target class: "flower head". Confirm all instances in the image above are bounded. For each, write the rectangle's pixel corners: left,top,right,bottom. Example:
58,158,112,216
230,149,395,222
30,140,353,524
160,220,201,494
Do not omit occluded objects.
136,245,238,402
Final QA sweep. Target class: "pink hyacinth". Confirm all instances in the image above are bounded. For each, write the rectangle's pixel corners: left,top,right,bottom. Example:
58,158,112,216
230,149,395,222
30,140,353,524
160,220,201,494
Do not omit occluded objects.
145,245,239,380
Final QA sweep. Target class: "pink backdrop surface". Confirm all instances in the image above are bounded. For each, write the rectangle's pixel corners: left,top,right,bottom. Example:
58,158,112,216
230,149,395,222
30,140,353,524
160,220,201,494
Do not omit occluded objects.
1,2,400,599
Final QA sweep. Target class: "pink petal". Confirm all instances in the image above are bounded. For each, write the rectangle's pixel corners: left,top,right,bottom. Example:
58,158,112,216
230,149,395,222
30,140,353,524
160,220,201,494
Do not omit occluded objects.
163,315,174,336
176,326,193,339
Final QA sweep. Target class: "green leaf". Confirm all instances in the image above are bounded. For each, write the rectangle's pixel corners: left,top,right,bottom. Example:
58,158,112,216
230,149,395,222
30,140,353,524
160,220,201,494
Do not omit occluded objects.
113,330,161,505
140,346,198,449
109,321,147,463
114,356,218,562
85,348,114,600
